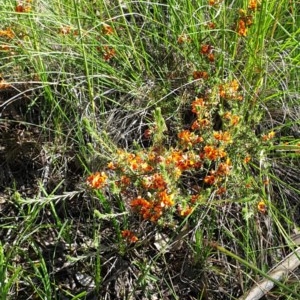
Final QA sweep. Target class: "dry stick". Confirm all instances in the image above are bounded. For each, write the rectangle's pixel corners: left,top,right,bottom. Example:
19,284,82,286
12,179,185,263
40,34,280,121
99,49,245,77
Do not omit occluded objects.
239,247,300,300
208,241,300,299
238,233,300,300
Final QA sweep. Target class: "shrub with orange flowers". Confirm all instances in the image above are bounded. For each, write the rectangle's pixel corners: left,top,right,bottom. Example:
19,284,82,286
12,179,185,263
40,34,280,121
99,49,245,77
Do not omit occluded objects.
85,87,248,227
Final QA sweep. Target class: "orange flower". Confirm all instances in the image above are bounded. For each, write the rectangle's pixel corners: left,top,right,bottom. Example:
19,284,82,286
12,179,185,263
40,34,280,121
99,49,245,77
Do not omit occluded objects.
219,80,242,100
204,175,216,185
262,131,275,141
126,153,143,171
131,197,151,207
16,2,31,13
217,186,226,195
176,153,201,171
209,0,222,6
203,145,217,160
107,161,117,170
143,128,153,139
244,156,251,164
177,34,191,44
223,112,240,126
147,173,167,190
130,196,165,222
207,53,215,62
213,131,232,143
191,120,200,130
178,129,192,144
198,118,210,128
0,45,12,52
103,46,116,61
207,22,216,29
178,130,203,147
203,145,227,160
0,78,11,89
191,98,205,114
120,175,131,186
230,115,240,126
257,201,267,213
190,194,200,204
150,209,162,222
59,26,72,35
223,112,232,120
0,28,15,39
248,0,258,10
230,79,239,91
263,179,269,185
102,24,114,35
140,162,153,173
177,205,193,217
87,171,108,189
200,44,215,62
121,230,138,243
200,44,212,55
237,19,247,37
166,149,183,164
193,71,209,80
158,190,174,207
243,15,253,26
216,161,231,176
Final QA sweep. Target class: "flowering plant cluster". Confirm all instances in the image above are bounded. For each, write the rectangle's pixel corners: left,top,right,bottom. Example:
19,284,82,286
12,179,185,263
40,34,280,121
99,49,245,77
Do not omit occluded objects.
86,78,249,241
